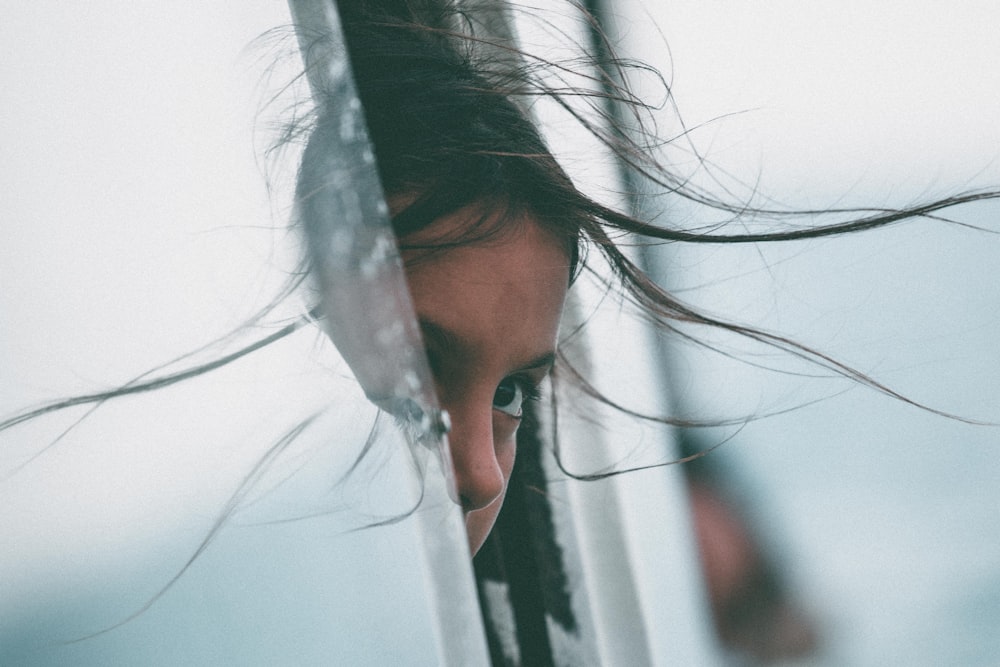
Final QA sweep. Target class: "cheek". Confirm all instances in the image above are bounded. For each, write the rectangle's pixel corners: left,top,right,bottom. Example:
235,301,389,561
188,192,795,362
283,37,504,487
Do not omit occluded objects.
492,415,519,477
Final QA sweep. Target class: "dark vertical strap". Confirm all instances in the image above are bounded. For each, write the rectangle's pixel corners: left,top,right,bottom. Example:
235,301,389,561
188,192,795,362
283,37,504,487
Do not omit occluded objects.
474,401,579,666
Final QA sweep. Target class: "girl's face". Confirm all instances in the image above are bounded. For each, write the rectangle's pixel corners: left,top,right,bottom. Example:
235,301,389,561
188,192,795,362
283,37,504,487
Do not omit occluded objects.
402,211,570,554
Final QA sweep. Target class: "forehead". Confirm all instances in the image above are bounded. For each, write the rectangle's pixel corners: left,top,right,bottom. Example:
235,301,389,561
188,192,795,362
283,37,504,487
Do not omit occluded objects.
401,212,570,368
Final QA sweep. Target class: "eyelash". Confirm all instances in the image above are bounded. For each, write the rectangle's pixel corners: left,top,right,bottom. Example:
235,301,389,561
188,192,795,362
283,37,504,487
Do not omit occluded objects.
514,376,543,404
493,375,542,419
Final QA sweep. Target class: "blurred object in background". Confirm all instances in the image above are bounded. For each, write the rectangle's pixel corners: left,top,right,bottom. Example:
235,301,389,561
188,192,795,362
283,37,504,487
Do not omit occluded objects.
681,432,819,664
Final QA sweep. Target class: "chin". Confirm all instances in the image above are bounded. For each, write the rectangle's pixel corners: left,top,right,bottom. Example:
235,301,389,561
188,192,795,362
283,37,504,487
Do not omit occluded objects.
465,511,501,556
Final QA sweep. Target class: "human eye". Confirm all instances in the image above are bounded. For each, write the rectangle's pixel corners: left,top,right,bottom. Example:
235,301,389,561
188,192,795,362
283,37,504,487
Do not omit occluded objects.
492,376,541,419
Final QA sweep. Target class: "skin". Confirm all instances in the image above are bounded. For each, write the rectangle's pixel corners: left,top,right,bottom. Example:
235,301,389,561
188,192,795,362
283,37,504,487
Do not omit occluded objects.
402,210,570,554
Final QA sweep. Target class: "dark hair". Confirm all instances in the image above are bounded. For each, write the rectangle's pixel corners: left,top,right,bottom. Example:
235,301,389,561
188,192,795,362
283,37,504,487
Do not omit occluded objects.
301,1,999,439
299,3,584,276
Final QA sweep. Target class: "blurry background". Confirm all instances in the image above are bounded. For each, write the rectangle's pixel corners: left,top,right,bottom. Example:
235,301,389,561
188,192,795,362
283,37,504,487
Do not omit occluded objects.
612,1,1000,664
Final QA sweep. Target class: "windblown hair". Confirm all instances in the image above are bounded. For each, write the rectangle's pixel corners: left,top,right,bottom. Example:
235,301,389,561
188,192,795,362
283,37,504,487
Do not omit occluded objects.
3,0,997,443
304,0,998,436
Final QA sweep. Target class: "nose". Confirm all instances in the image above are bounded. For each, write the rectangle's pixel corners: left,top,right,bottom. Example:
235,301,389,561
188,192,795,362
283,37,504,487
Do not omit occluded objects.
447,404,505,512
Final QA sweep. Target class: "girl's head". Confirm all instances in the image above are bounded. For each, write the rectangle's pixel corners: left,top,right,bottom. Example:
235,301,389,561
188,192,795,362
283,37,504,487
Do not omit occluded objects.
296,7,585,551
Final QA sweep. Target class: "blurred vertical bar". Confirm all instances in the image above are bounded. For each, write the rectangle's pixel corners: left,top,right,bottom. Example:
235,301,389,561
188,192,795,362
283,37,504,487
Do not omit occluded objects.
509,1,723,663
285,1,490,664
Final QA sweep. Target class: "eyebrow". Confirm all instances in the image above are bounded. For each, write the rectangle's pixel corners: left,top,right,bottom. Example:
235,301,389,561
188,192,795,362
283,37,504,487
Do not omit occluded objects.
418,318,556,373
